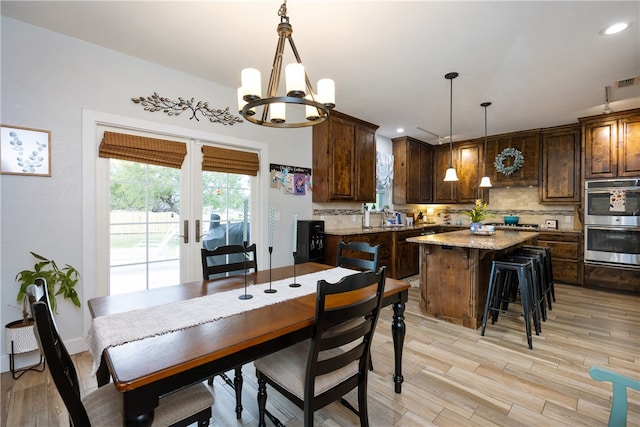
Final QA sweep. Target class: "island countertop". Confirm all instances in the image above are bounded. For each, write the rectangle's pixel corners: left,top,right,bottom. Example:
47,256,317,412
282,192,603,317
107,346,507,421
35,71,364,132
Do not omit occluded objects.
407,229,539,251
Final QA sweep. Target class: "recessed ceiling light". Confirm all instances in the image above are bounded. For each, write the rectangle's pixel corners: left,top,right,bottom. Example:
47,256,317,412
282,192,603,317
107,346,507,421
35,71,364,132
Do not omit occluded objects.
396,128,405,133
600,22,629,35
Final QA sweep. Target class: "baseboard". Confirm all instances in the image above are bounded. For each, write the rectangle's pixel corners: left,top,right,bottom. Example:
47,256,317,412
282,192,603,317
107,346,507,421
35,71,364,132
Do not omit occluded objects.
0,336,88,373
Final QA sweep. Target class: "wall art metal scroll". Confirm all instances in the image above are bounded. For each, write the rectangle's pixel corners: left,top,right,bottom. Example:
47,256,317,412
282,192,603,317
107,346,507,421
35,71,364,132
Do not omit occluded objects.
270,163,312,195
131,92,243,125
1,125,51,176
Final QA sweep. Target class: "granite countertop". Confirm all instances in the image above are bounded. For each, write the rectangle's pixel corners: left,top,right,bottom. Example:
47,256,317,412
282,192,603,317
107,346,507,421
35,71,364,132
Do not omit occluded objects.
406,229,539,250
324,224,439,236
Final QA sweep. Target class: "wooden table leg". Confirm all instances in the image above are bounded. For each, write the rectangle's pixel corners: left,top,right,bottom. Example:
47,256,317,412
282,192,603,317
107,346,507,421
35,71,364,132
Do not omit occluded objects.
392,300,406,393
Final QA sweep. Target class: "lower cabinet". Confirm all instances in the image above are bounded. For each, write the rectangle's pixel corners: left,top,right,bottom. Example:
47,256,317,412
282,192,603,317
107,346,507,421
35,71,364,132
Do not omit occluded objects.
536,232,583,285
393,229,425,279
584,264,640,294
324,232,393,274
325,229,428,279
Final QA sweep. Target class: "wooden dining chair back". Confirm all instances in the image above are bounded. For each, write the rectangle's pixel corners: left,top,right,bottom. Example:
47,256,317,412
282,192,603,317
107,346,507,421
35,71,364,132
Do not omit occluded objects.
201,244,257,280
27,291,214,427
254,267,387,427
336,240,380,272
589,366,640,427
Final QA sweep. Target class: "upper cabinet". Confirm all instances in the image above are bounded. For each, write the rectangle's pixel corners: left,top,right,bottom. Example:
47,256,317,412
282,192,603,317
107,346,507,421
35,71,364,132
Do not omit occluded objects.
312,110,379,202
456,140,487,203
540,124,581,203
392,136,433,204
487,130,541,187
433,145,457,203
581,108,640,179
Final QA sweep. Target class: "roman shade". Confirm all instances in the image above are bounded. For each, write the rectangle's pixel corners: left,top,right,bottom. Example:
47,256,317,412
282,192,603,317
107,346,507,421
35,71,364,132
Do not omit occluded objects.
98,131,187,169
201,145,259,176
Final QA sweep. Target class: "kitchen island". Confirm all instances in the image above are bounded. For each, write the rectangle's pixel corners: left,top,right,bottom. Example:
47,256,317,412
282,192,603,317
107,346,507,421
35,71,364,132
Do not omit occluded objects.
407,229,538,329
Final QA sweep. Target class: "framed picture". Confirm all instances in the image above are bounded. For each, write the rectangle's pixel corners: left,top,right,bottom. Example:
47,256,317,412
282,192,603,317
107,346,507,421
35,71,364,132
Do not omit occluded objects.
1,125,51,176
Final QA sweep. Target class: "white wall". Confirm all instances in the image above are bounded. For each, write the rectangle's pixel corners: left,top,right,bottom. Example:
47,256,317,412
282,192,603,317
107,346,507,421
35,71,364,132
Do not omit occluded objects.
0,17,314,371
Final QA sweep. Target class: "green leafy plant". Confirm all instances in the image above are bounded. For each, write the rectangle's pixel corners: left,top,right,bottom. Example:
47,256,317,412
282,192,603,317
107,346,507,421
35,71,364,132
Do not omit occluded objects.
15,252,80,324
464,199,492,223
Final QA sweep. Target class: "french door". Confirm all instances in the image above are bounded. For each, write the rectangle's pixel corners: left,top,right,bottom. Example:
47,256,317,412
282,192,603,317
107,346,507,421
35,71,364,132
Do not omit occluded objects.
99,127,254,295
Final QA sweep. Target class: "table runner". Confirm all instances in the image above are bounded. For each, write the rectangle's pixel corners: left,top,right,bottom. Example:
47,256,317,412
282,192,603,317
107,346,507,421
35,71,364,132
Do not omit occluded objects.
86,267,356,373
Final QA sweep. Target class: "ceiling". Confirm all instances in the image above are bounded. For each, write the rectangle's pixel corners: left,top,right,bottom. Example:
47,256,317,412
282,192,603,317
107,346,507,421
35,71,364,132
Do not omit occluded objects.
2,1,639,143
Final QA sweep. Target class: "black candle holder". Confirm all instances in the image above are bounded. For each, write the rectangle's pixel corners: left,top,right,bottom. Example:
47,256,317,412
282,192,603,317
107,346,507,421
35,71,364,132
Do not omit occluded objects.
265,246,276,293
289,251,301,287
239,240,253,300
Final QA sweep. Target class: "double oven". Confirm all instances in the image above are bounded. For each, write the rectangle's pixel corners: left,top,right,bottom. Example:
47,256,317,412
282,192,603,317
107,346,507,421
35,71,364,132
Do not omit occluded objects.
584,178,640,267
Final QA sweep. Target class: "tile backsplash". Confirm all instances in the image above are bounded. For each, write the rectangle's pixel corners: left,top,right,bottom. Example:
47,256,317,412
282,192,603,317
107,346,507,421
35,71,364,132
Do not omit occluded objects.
313,187,581,231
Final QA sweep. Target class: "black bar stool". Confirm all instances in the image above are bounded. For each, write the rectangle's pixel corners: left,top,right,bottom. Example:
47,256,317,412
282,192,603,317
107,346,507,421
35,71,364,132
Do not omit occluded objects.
481,255,539,349
513,249,548,322
522,244,555,305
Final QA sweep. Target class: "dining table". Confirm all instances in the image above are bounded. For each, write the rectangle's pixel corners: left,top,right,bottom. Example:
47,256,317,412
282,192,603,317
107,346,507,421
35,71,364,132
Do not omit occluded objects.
87,262,410,426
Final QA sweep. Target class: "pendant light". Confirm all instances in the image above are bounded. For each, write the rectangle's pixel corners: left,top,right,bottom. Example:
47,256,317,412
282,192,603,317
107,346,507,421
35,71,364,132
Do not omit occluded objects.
479,102,493,188
443,72,459,182
238,1,335,128
603,86,613,114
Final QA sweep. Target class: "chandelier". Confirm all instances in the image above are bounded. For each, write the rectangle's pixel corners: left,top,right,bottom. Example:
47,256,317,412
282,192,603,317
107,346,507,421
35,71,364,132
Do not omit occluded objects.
238,1,335,128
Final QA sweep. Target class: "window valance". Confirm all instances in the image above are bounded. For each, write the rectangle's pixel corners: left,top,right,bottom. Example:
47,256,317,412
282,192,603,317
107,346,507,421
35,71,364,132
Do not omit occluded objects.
201,145,259,176
98,131,187,169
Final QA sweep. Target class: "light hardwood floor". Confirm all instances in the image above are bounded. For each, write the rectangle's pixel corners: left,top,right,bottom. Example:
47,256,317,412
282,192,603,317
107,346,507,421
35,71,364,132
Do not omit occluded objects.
2,283,639,426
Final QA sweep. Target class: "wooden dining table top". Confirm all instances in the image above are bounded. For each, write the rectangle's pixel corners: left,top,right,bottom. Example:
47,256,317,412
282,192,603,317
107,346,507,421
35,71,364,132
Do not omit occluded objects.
88,262,410,393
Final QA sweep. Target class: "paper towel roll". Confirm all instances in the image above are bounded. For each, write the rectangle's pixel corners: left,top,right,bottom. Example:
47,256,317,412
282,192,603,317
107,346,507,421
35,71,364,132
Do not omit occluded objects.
364,210,370,227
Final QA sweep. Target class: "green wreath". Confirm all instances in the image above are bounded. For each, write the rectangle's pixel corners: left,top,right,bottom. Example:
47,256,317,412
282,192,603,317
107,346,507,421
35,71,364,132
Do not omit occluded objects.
494,147,524,176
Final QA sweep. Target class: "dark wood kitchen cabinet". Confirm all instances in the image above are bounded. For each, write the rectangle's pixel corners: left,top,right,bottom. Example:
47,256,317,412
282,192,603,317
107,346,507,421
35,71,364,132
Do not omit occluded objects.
392,136,433,204
324,231,393,274
540,124,581,203
433,145,457,203
487,129,541,187
456,140,486,203
536,232,582,285
581,108,640,179
393,228,426,279
312,110,379,202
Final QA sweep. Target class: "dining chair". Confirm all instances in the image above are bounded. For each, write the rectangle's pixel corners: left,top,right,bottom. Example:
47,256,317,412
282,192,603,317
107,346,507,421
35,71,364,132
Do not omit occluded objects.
27,287,214,427
201,243,258,279
336,240,380,272
254,267,387,427
201,243,258,419
589,366,640,427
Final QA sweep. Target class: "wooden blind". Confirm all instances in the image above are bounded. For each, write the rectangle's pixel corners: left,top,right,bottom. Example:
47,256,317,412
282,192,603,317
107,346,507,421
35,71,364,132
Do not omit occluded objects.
201,145,259,176
98,131,187,169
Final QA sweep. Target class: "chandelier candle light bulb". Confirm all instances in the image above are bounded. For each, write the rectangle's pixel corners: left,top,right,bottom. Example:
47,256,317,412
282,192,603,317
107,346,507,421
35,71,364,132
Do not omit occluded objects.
241,68,261,101
285,63,306,97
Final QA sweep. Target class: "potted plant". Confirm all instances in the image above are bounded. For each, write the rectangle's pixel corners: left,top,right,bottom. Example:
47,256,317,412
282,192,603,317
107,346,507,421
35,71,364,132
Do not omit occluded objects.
464,199,493,233
6,252,80,357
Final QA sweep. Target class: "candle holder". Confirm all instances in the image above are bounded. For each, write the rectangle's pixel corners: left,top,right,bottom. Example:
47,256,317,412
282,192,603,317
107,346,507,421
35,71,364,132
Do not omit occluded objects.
265,246,277,293
289,252,301,287
239,240,253,300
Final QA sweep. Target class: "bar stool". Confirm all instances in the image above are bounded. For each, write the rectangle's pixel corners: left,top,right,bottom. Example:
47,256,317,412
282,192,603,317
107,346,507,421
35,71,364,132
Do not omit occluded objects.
522,244,555,305
512,249,548,322
481,255,539,349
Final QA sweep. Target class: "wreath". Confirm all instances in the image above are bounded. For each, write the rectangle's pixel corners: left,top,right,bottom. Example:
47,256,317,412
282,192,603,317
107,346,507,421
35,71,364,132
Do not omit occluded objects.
494,147,524,176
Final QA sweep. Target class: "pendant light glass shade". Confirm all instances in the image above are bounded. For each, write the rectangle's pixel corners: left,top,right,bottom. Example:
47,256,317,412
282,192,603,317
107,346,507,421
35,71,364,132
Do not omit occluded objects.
443,72,459,182
479,101,492,188
479,176,492,187
444,167,459,181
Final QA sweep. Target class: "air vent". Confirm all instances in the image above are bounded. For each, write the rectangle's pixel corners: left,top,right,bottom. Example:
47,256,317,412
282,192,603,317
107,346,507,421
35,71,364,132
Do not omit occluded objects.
615,76,639,88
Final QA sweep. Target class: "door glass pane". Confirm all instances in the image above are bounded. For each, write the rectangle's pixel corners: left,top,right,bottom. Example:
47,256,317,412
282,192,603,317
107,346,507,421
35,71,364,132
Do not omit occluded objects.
202,171,251,252
109,159,181,294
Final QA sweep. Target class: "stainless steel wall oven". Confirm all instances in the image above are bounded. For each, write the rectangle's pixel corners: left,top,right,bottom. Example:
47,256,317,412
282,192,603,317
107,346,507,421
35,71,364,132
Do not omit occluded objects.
584,179,640,267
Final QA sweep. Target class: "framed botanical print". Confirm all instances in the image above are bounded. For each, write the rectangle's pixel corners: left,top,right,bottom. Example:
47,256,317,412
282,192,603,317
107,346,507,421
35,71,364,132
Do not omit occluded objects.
1,125,51,176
